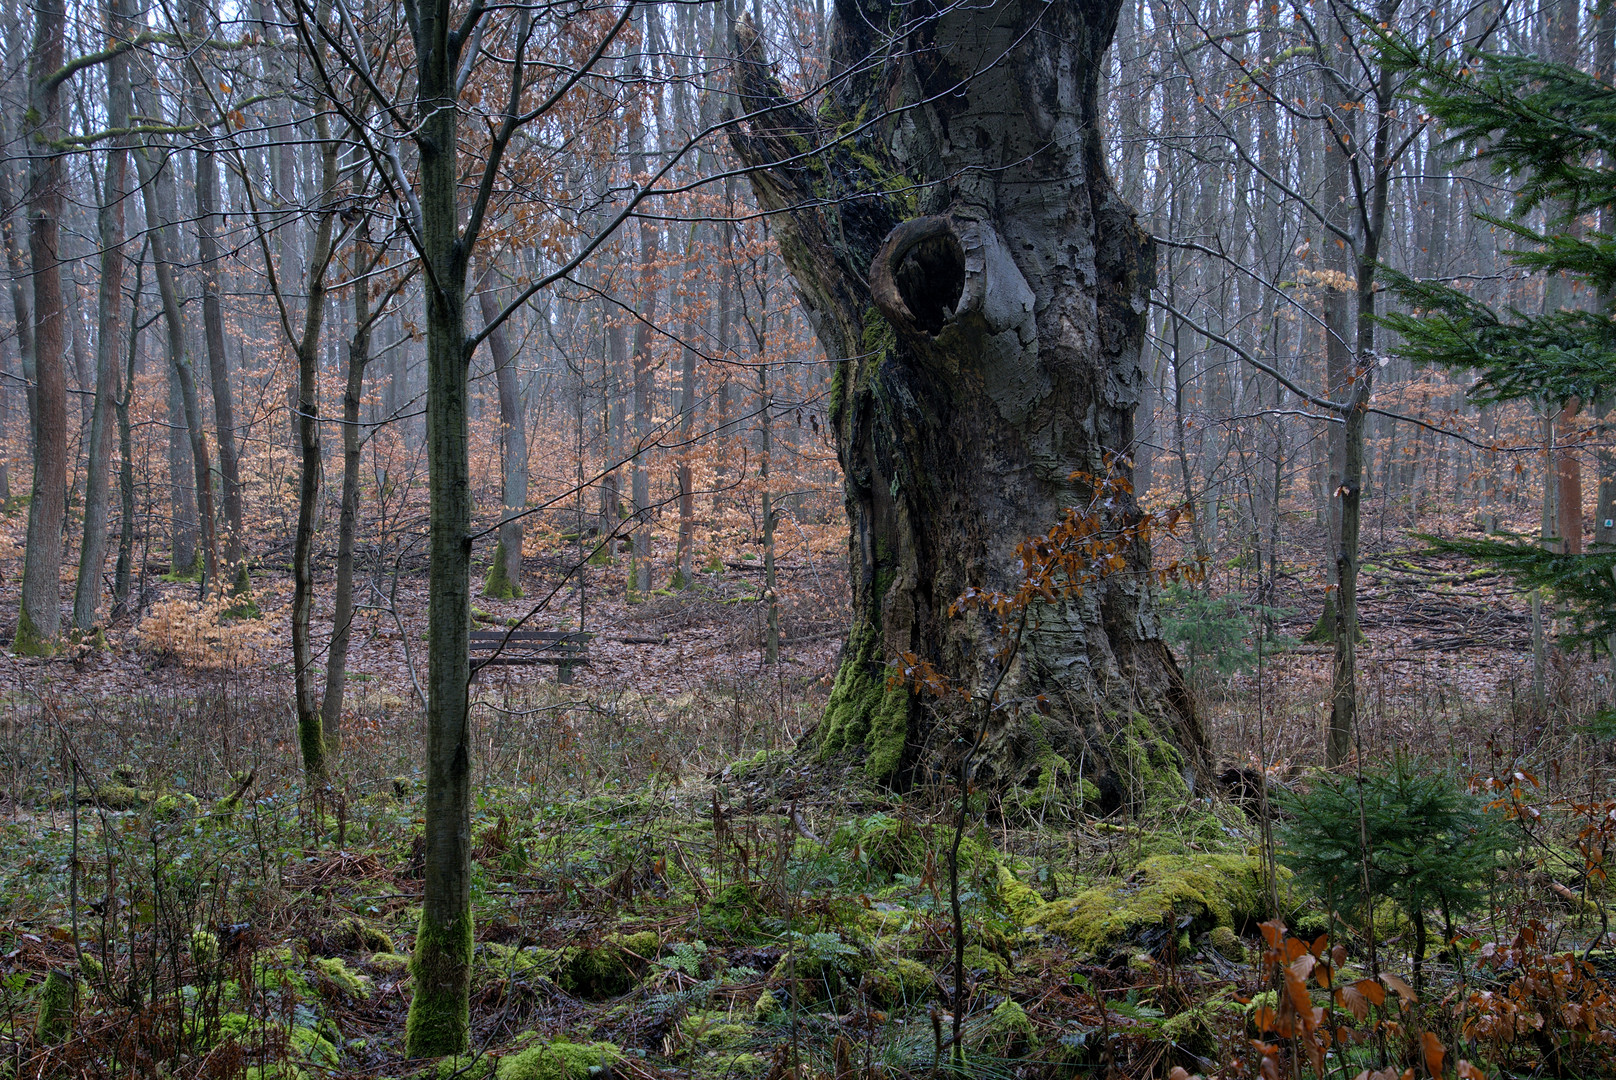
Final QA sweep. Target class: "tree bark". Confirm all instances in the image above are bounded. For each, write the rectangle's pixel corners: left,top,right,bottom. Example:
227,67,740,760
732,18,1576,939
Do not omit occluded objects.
132,82,218,593
290,61,342,783
407,0,474,1056
74,0,134,633
113,251,142,620
477,256,526,598
628,101,659,600
17,0,67,653
185,0,246,577
728,0,1203,801
322,240,374,756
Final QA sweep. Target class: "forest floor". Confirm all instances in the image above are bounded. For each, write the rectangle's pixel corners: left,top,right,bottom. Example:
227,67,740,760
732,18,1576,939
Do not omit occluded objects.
1,505,1615,1079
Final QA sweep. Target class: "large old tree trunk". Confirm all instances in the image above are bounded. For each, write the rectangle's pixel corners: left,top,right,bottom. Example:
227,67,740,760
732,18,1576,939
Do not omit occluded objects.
730,0,1204,805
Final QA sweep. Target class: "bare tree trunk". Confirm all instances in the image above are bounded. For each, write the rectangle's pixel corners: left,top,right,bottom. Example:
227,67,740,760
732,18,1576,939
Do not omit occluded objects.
290,74,342,782
407,0,474,1055
113,252,142,620
322,240,374,756
0,103,34,439
166,361,197,573
16,0,67,652
628,96,659,600
132,80,218,593
74,0,133,633
729,1,1203,797
600,294,626,547
477,256,526,598
674,221,701,586
184,0,246,580
758,311,779,665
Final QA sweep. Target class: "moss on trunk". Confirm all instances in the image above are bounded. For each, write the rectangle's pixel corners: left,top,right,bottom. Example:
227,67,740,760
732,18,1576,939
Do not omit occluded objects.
819,619,912,779
405,906,473,1056
482,542,522,599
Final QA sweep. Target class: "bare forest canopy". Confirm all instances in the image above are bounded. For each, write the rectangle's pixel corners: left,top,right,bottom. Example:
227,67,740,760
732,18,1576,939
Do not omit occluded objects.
4,0,1616,1076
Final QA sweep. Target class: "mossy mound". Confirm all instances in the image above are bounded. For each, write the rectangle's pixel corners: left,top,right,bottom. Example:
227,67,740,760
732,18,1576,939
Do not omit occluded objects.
312,956,372,1000
1207,925,1245,960
1028,854,1268,955
559,931,659,998
478,942,564,985
701,1052,770,1078
494,1040,622,1080
768,942,867,1002
982,999,1034,1053
861,956,935,1007
993,863,1045,925
703,882,763,933
335,916,394,954
368,951,411,975
683,1012,756,1049
961,944,1011,980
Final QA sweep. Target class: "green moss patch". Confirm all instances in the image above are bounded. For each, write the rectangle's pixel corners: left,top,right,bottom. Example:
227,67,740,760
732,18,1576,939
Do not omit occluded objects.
559,931,659,998
818,619,910,780
860,956,934,1007
1028,854,1268,956
494,1040,622,1080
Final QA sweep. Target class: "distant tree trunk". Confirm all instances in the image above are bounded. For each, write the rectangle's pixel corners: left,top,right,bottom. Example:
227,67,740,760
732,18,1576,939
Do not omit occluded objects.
17,0,67,653
1306,45,1357,646
166,362,197,572
322,241,373,756
729,1,1204,798
74,0,134,633
0,111,35,438
185,0,246,579
290,83,342,782
132,86,217,593
674,221,701,586
757,311,779,665
628,125,659,601
600,295,626,547
711,178,736,515
477,256,526,598
113,252,142,619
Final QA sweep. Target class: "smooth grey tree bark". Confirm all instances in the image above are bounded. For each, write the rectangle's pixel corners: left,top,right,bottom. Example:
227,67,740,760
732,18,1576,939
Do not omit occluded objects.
729,0,1203,799
288,102,341,782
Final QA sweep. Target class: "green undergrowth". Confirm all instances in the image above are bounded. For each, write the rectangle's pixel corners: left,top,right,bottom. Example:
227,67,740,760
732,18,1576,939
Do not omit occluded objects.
7,724,1593,1080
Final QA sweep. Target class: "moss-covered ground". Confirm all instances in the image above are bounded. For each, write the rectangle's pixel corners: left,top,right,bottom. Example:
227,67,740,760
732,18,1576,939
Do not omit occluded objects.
2,680,1612,1080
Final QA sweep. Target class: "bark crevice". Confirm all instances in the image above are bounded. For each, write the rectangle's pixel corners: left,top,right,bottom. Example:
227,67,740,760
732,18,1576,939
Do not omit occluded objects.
730,1,1205,802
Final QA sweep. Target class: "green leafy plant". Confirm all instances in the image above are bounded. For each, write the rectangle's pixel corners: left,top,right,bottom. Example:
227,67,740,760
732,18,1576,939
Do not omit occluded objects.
1277,756,1510,990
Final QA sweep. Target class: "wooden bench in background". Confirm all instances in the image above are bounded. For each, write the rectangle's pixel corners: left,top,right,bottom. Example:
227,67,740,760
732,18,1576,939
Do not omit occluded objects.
470,630,593,683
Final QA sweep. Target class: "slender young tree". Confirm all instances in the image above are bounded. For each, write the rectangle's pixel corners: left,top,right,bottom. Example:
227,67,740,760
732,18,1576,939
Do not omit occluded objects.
180,0,247,582
74,0,136,633
478,253,526,599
